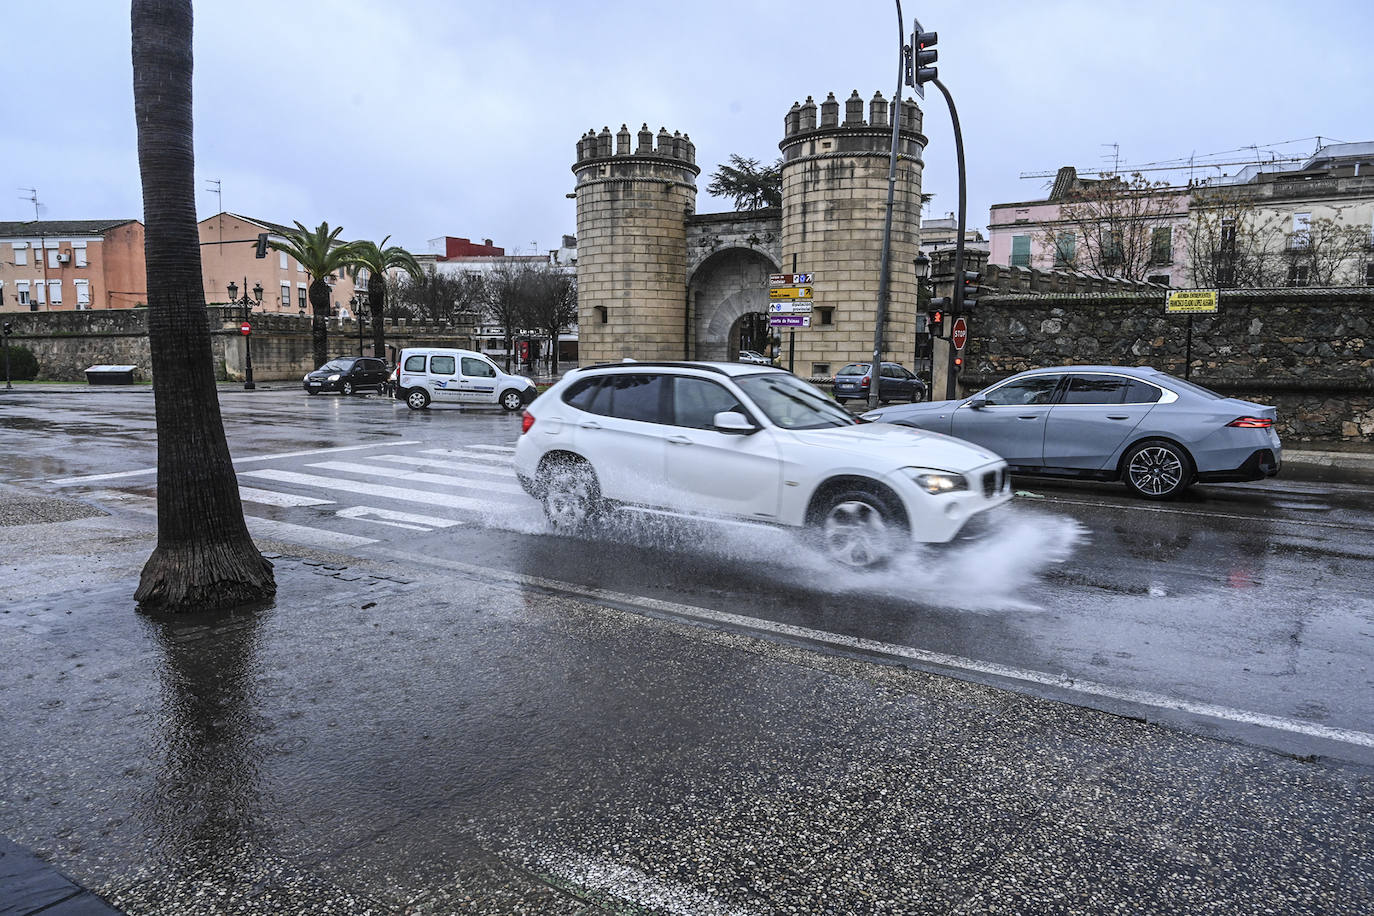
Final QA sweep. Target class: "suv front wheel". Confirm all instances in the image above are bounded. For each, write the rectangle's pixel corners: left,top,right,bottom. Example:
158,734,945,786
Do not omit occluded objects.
812,484,907,569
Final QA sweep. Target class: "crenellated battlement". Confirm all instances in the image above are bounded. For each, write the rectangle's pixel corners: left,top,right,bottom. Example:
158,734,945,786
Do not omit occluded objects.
574,122,697,169
782,90,923,140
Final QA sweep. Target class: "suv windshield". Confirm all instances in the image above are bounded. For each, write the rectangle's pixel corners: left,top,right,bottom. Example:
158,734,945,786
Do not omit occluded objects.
736,373,857,430
321,359,353,371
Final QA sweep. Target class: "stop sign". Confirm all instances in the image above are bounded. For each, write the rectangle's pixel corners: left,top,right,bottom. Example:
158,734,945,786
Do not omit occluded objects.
951,317,967,350
239,321,252,336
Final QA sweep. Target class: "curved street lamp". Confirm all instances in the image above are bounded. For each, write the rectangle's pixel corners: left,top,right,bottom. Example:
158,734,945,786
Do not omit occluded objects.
227,277,263,390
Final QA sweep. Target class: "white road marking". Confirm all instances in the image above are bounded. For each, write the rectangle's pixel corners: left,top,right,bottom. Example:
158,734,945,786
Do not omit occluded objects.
385,551,1374,753
374,454,514,479
311,459,522,493
244,516,377,549
336,506,460,531
50,441,423,485
419,448,513,465
239,486,334,508
534,850,759,916
465,444,516,453
242,469,517,513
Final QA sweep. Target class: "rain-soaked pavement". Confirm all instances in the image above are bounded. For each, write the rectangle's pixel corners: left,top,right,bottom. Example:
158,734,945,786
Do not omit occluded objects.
1,385,1372,914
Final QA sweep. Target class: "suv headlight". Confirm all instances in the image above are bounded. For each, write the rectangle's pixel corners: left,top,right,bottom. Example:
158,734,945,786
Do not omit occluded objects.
327,373,341,381
905,468,968,494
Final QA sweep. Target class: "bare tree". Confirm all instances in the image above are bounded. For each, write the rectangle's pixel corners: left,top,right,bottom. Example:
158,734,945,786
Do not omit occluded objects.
388,266,485,325
484,262,538,372
1290,216,1370,286
1186,193,1285,289
1040,173,1184,282
522,265,577,374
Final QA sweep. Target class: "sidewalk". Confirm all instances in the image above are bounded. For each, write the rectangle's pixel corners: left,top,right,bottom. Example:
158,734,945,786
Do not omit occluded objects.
0,492,1370,913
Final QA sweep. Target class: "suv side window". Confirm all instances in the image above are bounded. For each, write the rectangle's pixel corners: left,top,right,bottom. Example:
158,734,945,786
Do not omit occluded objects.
404,354,426,372
671,377,747,429
462,357,496,378
563,377,603,411
430,355,456,375
603,373,670,424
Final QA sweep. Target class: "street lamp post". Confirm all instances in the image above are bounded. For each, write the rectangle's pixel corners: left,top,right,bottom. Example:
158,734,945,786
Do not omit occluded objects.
227,277,263,390
351,295,365,355
912,252,930,400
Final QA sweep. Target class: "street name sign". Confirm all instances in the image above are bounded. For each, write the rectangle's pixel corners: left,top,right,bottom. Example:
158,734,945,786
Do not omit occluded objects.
769,302,813,313
951,317,967,350
769,315,811,328
769,273,812,286
1166,290,1219,314
768,286,813,301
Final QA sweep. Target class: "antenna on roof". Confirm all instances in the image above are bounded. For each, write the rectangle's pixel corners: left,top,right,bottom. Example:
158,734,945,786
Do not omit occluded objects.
18,187,40,221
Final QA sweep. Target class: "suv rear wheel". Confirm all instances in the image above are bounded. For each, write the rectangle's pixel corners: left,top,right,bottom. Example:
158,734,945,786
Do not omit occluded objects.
540,458,601,532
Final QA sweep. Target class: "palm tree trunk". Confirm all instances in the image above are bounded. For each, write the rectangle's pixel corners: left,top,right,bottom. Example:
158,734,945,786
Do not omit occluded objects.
131,0,274,612
310,278,331,366
368,273,387,362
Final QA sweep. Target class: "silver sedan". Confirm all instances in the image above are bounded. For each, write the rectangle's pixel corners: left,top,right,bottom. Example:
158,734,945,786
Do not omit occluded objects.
861,365,1282,499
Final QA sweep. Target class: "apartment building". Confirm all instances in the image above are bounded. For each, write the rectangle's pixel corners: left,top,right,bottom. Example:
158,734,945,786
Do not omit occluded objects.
0,219,146,311
198,212,360,315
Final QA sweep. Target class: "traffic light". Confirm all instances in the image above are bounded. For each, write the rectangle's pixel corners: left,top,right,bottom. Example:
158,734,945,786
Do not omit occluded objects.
2,322,11,335
255,232,269,258
913,29,938,87
953,354,964,373
929,309,944,338
959,269,982,311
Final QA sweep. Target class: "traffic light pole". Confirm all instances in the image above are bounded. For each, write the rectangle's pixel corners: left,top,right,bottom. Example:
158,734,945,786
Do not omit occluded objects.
931,76,967,401
868,0,908,411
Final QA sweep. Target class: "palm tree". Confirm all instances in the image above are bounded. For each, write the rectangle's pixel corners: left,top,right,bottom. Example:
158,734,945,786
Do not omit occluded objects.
346,237,422,363
131,0,274,612
268,222,362,367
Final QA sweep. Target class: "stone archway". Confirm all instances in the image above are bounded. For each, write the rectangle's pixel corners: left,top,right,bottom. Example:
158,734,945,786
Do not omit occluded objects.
689,247,777,362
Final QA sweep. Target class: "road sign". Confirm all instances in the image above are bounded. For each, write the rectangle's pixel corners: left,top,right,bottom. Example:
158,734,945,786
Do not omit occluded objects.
768,286,813,301
240,321,252,336
951,317,967,350
769,273,812,286
769,315,811,328
768,302,813,314
1166,289,1219,314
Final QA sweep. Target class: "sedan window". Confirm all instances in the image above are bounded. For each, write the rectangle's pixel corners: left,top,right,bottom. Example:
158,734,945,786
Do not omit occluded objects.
737,373,857,430
982,375,1062,406
1061,375,1132,405
1126,380,1162,404
672,377,747,429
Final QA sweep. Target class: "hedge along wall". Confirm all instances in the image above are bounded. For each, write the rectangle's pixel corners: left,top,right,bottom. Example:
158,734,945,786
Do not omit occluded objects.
0,308,473,383
960,287,1374,443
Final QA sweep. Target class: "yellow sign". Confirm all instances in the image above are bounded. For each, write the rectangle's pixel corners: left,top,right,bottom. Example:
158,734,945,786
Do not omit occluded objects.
1166,290,1219,314
768,285,813,301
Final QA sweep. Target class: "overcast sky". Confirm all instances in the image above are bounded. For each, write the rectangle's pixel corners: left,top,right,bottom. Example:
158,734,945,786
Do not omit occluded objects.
5,1,1373,254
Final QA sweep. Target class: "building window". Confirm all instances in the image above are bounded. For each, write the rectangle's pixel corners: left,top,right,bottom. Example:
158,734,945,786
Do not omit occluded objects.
1291,212,1311,250
297,259,304,273
75,279,90,307
1287,261,1311,287
1101,229,1124,266
1148,274,1171,286
812,363,830,376
12,243,27,266
816,307,834,326
280,283,291,310
1053,232,1075,268
1150,227,1172,264
594,305,608,323
297,285,308,309
16,280,29,306
48,279,62,304
279,250,288,270
32,280,44,305
1010,235,1031,267
47,247,60,269
1365,261,1374,285
74,244,87,268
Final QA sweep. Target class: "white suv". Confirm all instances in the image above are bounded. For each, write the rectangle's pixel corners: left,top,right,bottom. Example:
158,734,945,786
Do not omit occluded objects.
513,362,1012,568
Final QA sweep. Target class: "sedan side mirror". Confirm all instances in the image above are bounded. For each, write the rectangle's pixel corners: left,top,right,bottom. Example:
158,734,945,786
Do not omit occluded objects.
966,395,988,409
713,411,757,434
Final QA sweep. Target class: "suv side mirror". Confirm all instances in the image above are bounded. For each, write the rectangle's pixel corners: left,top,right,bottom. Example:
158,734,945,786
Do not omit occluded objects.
966,395,988,409
713,411,757,434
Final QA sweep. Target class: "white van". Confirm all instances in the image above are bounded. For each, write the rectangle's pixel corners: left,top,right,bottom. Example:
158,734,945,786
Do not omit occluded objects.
395,348,537,412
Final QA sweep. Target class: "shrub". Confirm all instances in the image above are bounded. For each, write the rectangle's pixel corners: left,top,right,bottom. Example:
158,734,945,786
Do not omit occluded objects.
3,345,38,381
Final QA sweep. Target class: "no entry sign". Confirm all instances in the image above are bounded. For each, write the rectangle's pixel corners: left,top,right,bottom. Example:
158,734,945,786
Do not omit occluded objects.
951,317,967,351
240,322,252,336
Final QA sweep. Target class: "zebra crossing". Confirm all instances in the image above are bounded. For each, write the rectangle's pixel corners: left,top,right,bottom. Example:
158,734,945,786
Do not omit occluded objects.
50,443,541,554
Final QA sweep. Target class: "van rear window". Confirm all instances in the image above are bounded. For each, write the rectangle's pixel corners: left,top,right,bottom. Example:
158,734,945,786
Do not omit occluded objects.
404,355,426,372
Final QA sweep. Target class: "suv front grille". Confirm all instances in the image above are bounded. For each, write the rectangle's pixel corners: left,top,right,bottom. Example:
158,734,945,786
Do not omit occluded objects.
981,469,1004,497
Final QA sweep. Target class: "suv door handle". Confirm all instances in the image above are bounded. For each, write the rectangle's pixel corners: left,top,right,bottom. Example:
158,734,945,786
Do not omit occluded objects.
666,435,692,446
579,421,601,430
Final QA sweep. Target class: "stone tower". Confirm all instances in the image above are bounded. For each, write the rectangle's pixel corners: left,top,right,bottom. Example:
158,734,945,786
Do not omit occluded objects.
573,123,699,363
779,90,926,376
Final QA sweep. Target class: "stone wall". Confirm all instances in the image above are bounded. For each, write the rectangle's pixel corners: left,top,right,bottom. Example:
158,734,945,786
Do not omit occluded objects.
1,308,471,383
959,287,1374,443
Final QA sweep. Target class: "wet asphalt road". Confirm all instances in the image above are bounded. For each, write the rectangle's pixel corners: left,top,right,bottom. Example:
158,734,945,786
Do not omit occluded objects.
5,385,1373,766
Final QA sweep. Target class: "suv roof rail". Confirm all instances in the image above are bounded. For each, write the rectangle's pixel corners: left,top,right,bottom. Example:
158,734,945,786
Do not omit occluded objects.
583,360,763,376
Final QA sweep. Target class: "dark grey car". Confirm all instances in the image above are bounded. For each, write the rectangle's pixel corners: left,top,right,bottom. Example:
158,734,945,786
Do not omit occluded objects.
861,366,1282,499
303,357,389,396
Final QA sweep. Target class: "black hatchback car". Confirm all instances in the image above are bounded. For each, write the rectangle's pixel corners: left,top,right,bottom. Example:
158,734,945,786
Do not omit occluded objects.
303,357,389,395
832,362,925,404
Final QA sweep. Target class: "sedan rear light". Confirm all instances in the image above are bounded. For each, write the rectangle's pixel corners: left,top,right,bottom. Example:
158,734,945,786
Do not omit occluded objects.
520,410,536,434
1226,416,1274,429
861,376,871,387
